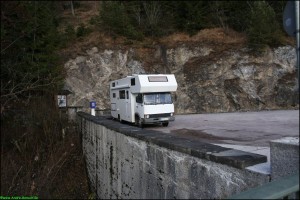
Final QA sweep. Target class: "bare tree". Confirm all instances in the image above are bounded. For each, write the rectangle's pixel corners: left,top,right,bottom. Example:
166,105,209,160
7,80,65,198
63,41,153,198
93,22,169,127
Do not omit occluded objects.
1,70,62,114
1,2,64,114
143,1,161,34
211,1,230,34
70,1,75,16
131,3,142,27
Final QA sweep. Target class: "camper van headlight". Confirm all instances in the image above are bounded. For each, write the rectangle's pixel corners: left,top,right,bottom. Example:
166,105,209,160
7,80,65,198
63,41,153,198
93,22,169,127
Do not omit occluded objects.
144,114,150,119
170,113,174,116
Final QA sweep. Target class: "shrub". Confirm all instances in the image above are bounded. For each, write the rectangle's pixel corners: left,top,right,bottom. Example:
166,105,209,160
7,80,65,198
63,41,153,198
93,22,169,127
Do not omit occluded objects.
246,1,282,51
76,23,91,38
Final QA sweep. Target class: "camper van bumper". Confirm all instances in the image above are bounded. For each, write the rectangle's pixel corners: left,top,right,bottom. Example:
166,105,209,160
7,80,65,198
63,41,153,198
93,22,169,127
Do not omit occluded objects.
142,116,175,124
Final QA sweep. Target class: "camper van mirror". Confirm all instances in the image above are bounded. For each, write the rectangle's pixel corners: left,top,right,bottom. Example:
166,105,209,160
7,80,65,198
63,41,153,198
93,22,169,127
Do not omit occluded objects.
148,76,168,82
136,94,143,103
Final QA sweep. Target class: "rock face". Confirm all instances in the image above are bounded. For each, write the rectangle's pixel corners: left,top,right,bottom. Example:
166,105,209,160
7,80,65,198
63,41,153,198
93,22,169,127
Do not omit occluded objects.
64,43,298,114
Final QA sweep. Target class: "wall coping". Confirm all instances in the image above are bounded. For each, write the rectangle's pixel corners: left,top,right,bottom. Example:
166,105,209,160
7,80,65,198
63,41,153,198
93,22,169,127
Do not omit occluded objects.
77,112,267,169
270,137,299,146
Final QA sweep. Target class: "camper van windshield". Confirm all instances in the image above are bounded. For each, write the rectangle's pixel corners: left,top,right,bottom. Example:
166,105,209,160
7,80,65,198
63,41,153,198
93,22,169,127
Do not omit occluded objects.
144,93,172,105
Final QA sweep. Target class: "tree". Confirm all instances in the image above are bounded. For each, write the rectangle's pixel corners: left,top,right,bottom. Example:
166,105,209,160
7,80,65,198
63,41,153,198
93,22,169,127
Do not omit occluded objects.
125,1,175,37
246,1,282,51
142,1,161,36
267,0,289,34
70,1,75,16
225,1,252,32
99,1,143,40
1,2,64,113
172,1,209,35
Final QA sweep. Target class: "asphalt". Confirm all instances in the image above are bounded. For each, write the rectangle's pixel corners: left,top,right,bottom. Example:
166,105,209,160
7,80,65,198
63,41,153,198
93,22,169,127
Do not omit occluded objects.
146,109,299,174
147,109,299,147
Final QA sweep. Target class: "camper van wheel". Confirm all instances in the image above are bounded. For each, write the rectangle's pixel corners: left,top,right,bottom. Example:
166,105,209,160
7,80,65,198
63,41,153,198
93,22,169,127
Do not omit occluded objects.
162,122,169,127
135,116,143,128
118,115,123,123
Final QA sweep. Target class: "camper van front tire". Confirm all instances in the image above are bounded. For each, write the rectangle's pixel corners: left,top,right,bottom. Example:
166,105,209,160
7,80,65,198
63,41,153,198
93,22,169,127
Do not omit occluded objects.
135,116,143,128
162,122,169,127
118,115,123,123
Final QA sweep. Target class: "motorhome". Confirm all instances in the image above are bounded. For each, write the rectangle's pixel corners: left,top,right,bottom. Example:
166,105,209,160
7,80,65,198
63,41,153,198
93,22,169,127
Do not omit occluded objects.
110,74,177,127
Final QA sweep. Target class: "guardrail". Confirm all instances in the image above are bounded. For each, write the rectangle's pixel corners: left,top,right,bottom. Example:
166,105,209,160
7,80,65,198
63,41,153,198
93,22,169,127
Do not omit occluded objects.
227,172,299,199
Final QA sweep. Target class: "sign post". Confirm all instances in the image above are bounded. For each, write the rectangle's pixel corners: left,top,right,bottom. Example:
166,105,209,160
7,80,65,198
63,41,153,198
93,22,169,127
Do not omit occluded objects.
296,0,300,92
283,0,300,91
90,101,96,116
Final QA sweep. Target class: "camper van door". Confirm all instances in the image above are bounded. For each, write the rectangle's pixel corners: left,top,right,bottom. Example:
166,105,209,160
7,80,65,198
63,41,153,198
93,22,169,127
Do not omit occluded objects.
125,90,132,121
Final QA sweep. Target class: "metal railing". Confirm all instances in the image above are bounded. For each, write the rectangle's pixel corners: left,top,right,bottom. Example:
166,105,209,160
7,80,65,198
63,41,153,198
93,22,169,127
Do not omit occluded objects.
227,172,299,199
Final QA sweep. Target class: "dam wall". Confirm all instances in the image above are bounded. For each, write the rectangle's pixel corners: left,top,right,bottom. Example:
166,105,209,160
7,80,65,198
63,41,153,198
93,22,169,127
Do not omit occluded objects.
77,112,272,199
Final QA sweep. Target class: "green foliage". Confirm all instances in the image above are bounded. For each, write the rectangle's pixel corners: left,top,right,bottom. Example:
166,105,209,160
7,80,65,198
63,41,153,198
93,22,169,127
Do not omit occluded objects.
207,1,229,29
1,1,65,109
99,2,144,40
96,1,287,47
267,0,289,34
89,16,98,25
96,1,234,38
172,1,209,35
61,24,76,47
76,23,91,38
65,24,76,40
100,2,128,35
225,1,252,32
247,1,282,51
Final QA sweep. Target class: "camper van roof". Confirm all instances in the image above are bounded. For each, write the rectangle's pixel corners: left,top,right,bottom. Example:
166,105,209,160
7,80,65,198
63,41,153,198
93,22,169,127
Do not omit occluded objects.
133,74,177,93
110,74,177,93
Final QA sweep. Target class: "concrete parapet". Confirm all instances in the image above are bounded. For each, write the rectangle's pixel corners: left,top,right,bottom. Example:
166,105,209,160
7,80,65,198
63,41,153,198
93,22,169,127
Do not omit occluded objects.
77,112,270,199
270,137,299,180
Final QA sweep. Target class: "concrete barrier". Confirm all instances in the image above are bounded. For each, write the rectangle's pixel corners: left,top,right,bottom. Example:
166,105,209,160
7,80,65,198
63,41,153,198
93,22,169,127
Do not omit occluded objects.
77,112,270,199
270,137,299,180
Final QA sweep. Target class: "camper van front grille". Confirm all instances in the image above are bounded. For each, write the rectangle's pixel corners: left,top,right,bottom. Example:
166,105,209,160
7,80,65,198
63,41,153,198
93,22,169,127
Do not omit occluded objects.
149,113,171,118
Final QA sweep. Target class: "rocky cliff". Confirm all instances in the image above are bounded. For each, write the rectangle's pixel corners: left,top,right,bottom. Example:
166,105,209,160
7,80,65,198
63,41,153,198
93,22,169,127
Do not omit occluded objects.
63,29,298,114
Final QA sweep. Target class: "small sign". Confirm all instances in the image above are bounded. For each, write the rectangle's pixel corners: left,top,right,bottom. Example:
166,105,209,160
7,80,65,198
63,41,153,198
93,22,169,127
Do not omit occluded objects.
90,101,96,109
57,95,67,107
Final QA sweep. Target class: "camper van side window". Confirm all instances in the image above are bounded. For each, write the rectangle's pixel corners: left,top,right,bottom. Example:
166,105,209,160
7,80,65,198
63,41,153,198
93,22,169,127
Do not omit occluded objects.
112,82,115,87
136,94,143,103
113,93,116,98
131,78,135,86
126,91,129,99
119,90,125,99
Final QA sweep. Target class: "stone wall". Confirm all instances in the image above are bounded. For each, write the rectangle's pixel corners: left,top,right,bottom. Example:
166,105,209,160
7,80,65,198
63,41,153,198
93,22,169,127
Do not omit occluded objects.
77,112,270,199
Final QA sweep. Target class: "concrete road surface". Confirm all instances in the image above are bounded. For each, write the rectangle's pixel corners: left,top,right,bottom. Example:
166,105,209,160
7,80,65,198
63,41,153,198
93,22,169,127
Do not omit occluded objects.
147,109,299,147
146,109,299,174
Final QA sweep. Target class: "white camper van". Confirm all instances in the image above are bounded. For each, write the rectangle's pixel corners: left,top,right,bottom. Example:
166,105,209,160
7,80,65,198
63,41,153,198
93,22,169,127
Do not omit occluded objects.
110,74,177,127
